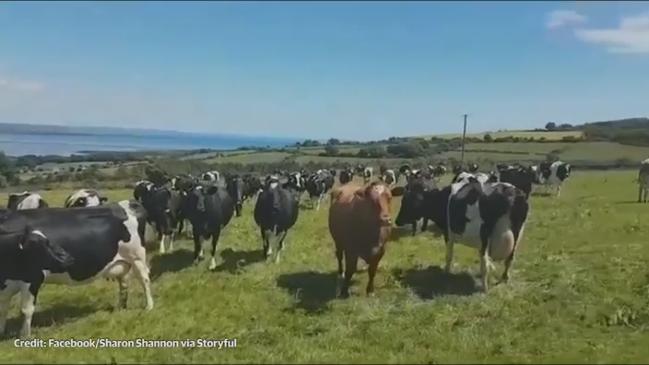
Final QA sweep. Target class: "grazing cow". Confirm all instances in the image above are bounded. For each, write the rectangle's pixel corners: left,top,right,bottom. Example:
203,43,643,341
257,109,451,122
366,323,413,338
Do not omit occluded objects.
381,169,397,187
134,183,180,254
363,167,374,184
497,164,536,199
638,158,649,203
430,164,447,179
0,200,153,338
181,184,235,270
64,189,108,208
201,170,220,183
226,174,245,217
339,168,354,185
328,182,393,297
422,174,529,291
254,176,299,263
6,192,48,210
537,161,572,197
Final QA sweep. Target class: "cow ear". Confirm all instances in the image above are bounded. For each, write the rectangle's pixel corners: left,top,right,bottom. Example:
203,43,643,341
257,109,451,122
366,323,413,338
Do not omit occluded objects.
391,186,405,197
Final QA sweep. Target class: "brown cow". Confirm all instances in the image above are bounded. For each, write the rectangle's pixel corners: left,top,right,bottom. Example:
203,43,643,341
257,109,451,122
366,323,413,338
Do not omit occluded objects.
328,182,393,298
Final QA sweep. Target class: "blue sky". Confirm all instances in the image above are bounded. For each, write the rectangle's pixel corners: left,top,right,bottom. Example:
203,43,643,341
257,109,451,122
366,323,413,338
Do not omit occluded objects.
0,1,648,140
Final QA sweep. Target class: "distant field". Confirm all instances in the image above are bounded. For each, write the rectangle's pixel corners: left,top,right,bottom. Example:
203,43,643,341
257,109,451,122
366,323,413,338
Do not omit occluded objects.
204,151,292,164
1,170,649,363
431,130,584,141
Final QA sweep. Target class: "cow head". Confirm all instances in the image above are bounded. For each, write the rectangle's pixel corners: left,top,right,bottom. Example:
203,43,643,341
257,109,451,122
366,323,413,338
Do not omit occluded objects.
20,229,74,271
227,175,245,217
358,182,392,227
394,178,427,227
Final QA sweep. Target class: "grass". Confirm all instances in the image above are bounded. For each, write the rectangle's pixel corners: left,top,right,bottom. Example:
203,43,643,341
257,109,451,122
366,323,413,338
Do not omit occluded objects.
203,151,292,164
1,170,649,363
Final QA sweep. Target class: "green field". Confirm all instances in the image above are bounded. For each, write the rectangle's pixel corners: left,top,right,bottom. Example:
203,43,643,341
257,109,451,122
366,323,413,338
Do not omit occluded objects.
432,130,584,141
1,170,648,363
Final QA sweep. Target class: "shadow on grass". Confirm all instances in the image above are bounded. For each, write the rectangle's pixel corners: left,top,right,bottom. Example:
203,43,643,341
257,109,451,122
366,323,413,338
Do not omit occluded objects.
150,248,195,281
1,304,96,340
276,271,339,314
213,248,265,274
393,265,479,299
531,191,553,197
614,200,645,205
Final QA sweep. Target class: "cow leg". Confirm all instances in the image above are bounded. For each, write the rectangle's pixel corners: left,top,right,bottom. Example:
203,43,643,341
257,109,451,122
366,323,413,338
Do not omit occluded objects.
158,232,166,255
274,230,288,264
132,259,154,310
168,231,175,252
19,282,39,338
0,287,16,335
556,185,561,197
335,248,344,296
421,218,429,233
639,185,643,203
341,253,358,298
261,228,272,259
411,221,417,236
117,276,128,310
316,196,321,211
209,230,222,271
444,238,454,273
366,250,384,296
192,226,203,264
479,223,494,292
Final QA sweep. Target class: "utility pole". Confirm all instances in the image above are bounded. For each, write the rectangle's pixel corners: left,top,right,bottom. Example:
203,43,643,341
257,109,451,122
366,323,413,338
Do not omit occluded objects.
460,113,468,166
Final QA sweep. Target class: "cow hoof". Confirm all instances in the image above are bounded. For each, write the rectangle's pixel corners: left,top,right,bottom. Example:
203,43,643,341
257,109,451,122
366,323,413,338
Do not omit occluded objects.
208,258,217,271
145,303,154,311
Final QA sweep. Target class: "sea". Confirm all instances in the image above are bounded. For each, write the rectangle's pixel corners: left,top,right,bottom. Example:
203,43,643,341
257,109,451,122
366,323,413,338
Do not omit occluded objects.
0,132,298,157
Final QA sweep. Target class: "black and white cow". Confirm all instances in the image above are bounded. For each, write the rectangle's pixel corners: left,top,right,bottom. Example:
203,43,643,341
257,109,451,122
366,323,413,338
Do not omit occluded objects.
134,182,181,254
381,169,397,187
305,170,334,211
497,164,536,199
284,171,306,198
254,176,300,263
0,200,153,338
242,174,263,201
6,192,48,210
181,184,235,270
201,170,220,183
420,174,529,291
363,166,374,184
537,161,572,197
394,174,440,236
638,158,649,203
226,174,245,217
339,168,354,185
64,189,108,208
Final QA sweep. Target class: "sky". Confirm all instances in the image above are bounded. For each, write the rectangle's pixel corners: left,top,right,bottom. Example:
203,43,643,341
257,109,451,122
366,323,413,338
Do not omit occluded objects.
1,1,648,141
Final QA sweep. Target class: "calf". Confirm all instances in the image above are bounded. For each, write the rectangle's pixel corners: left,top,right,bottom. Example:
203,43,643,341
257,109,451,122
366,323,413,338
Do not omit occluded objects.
254,176,299,263
638,158,649,203
328,182,393,297
537,161,571,197
64,189,108,208
6,192,48,210
423,175,529,291
0,201,153,338
182,184,235,270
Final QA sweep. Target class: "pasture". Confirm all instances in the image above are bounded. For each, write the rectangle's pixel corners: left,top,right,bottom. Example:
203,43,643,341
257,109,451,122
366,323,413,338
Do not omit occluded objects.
1,170,648,363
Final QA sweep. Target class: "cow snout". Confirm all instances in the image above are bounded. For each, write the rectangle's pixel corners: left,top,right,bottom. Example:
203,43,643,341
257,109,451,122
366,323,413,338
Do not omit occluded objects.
380,214,392,226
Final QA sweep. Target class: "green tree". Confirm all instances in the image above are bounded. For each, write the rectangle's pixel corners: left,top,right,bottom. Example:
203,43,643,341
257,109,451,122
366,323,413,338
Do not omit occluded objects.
324,144,340,156
545,122,557,131
483,133,493,142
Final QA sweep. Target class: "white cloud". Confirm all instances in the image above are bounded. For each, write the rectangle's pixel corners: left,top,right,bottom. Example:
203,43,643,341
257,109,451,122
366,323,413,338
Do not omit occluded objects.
574,12,649,54
0,76,45,92
546,10,587,30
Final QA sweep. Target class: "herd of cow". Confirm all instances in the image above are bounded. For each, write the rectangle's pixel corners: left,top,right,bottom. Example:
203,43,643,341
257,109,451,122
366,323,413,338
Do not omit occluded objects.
2,157,648,339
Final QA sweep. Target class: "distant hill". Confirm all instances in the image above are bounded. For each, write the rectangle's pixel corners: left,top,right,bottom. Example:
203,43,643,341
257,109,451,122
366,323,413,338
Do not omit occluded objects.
577,117,649,146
